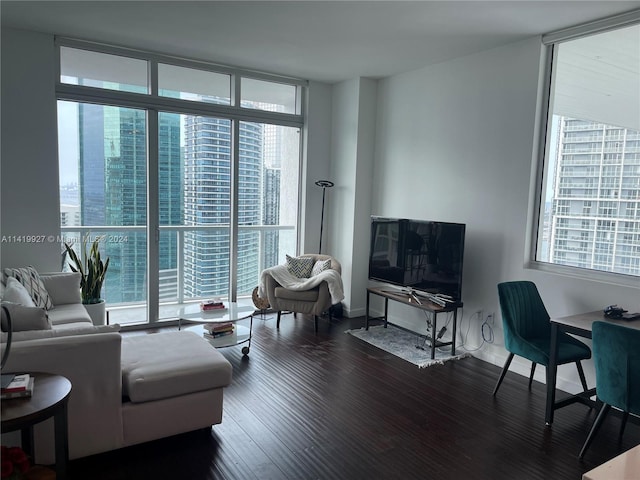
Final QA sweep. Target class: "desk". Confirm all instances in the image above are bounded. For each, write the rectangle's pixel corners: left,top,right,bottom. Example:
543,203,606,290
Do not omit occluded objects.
365,287,462,360
1,373,72,480
546,311,640,425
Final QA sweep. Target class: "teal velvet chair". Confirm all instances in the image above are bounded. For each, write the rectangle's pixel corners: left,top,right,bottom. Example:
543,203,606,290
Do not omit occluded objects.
579,321,640,459
493,281,591,396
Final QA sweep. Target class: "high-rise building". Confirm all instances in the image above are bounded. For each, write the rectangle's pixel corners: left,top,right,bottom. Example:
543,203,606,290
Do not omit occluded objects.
77,103,285,304
79,105,181,303
182,117,263,298
545,117,640,276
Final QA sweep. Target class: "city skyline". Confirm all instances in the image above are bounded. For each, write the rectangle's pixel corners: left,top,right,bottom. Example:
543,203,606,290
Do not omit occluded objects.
539,116,640,276
59,100,298,309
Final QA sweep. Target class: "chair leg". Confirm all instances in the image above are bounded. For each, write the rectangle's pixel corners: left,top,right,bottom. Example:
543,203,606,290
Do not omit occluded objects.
619,411,629,442
575,361,588,392
493,353,515,396
529,362,537,390
276,311,282,329
579,403,611,459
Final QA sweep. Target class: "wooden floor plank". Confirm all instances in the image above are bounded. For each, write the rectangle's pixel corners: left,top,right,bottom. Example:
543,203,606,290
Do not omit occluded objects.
68,313,639,480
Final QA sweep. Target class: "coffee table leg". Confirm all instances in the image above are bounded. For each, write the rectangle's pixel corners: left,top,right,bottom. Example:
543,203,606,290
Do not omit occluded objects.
54,401,69,480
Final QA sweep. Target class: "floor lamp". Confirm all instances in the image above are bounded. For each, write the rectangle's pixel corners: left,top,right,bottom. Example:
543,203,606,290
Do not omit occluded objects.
315,180,334,254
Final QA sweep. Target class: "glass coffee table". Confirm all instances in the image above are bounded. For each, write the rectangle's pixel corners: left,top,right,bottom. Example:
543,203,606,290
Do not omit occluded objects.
178,302,255,355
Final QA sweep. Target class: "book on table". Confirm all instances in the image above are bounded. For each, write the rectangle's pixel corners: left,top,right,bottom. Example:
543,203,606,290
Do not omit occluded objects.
1,374,35,399
204,330,234,340
200,299,226,311
204,322,235,339
204,322,234,334
2,373,30,392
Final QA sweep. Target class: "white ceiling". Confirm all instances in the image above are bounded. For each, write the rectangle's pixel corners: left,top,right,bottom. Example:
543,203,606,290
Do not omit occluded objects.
2,1,640,83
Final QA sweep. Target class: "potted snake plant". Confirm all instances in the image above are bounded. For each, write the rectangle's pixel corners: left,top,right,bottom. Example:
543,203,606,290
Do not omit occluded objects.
64,236,110,325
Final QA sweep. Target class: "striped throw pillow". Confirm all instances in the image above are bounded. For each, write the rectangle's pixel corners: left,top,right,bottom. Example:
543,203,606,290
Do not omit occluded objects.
3,266,54,310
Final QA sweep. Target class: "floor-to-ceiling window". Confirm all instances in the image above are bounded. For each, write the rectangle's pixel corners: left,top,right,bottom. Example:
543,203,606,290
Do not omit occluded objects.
57,41,304,325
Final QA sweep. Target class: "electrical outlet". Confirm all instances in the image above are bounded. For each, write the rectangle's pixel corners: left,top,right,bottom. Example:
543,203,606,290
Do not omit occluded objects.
476,309,483,320
487,312,494,325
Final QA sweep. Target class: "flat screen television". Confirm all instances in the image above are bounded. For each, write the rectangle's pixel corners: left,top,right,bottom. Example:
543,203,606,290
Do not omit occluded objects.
368,216,466,302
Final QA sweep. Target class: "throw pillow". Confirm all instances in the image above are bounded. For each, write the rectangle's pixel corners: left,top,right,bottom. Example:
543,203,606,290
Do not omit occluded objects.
2,277,36,307
311,259,332,276
1,302,52,332
286,255,314,278
39,272,82,306
3,266,53,310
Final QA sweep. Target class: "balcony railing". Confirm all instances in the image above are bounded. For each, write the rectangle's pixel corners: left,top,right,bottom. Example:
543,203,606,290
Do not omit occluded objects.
60,224,295,325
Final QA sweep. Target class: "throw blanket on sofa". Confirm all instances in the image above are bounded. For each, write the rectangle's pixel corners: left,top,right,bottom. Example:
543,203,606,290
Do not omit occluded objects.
259,265,345,304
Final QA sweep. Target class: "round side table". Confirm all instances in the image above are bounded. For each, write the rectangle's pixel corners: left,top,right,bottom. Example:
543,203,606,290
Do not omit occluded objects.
1,372,72,480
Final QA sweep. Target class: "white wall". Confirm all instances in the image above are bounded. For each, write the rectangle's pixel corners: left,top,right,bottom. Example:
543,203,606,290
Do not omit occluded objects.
328,78,376,316
1,28,61,271
328,79,359,314
367,36,639,392
303,81,333,255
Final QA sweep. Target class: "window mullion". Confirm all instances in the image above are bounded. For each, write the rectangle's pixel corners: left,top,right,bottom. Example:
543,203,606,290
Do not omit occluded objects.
147,109,160,324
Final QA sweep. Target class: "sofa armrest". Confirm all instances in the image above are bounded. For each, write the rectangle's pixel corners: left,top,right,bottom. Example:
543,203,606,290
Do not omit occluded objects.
1,333,124,463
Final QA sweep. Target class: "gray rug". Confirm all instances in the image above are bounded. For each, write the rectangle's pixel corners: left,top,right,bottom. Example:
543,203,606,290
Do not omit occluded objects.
347,324,469,368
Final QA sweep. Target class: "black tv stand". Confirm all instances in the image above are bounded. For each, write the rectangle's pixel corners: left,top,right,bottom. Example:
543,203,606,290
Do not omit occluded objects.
365,287,463,359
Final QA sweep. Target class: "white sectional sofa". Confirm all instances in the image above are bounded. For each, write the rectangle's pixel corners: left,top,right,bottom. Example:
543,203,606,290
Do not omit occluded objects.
1,270,233,464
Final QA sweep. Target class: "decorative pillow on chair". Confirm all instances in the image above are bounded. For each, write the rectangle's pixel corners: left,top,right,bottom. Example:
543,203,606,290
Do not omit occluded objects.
3,266,53,310
311,259,331,276
286,255,315,278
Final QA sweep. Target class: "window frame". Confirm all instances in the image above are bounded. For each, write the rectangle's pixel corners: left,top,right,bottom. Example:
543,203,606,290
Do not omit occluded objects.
55,38,307,322
528,11,640,288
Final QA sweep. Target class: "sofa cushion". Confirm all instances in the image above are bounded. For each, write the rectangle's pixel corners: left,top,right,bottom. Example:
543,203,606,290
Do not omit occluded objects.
121,331,232,403
3,266,53,310
1,302,52,332
39,272,82,306
0,323,120,343
47,303,92,326
2,277,36,307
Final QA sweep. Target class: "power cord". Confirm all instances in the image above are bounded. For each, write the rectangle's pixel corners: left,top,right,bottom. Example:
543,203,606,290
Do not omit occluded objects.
415,310,452,351
482,313,494,344
460,309,486,352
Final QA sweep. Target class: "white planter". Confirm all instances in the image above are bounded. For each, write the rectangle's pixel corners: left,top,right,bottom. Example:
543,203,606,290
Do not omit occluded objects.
84,301,106,326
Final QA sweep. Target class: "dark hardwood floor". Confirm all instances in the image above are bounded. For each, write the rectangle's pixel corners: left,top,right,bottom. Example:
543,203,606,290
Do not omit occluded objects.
69,314,639,480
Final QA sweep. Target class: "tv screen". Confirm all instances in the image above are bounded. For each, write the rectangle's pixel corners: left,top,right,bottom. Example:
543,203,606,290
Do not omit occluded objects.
368,217,466,302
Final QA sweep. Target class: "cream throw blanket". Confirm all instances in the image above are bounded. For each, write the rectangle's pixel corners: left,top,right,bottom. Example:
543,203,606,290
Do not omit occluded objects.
259,264,345,304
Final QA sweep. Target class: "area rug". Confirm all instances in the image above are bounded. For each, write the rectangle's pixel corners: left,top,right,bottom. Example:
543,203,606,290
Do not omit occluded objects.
346,324,469,368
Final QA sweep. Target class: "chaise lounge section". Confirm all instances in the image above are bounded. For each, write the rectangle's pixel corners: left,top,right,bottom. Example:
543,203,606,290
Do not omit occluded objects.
2,328,233,464
1,271,233,464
